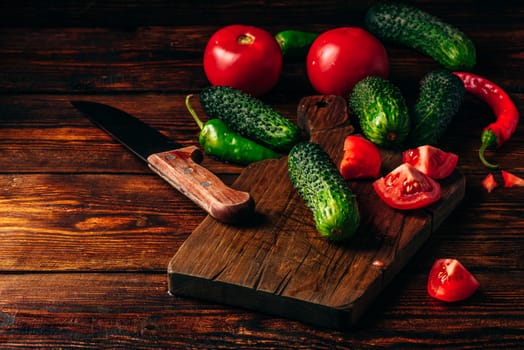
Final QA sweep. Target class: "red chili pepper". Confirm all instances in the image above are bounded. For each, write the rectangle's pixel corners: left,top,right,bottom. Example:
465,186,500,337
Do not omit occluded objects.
453,72,520,168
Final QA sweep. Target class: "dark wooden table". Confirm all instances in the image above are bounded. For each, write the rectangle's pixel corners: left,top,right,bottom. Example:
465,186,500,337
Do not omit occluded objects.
1,1,522,348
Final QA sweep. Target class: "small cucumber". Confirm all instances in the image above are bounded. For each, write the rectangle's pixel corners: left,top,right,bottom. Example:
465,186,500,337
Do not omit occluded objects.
199,86,301,152
288,142,360,242
275,30,319,61
409,70,465,146
365,2,476,70
348,76,410,149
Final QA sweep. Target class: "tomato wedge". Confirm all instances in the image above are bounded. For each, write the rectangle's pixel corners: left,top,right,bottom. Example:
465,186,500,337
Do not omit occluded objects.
501,170,524,188
482,173,498,193
373,163,441,210
427,258,480,302
402,145,458,179
339,135,382,180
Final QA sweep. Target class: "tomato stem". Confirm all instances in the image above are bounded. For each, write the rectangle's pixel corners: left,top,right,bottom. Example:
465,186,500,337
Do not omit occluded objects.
237,33,255,45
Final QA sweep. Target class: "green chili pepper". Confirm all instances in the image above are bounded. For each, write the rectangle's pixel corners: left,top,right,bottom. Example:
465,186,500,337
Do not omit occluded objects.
186,94,280,165
275,30,319,61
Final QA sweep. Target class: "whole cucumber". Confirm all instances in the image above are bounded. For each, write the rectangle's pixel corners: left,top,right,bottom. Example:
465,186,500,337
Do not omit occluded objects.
348,76,411,149
288,142,360,242
409,69,465,146
365,2,476,70
199,86,301,152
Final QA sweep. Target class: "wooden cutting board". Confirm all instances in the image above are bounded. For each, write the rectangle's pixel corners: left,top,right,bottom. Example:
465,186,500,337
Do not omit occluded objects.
167,95,465,329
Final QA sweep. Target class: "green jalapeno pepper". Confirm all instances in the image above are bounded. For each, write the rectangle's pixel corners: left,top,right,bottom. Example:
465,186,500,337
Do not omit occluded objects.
186,94,280,165
275,30,319,61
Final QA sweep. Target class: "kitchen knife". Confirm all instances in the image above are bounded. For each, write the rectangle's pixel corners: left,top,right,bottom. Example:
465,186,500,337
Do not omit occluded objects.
71,100,254,223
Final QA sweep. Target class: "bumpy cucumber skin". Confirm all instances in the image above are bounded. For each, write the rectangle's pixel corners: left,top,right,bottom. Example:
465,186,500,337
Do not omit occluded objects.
365,2,476,70
348,76,410,149
409,70,465,146
199,86,301,152
288,142,360,242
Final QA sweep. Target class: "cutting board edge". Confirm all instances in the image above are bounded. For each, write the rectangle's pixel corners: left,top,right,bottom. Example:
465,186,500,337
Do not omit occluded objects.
167,271,363,330
429,171,466,229
166,175,465,329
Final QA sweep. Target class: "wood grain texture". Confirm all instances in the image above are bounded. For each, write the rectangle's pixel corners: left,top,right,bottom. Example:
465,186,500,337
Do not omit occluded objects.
0,0,522,347
0,173,204,271
0,4,522,94
0,272,521,349
168,96,465,329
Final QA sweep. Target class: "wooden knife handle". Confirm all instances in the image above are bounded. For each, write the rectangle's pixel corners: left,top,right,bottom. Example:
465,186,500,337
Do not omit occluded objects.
147,146,254,223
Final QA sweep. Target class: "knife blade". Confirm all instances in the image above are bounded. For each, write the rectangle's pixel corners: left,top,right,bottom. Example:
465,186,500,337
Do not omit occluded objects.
71,100,254,223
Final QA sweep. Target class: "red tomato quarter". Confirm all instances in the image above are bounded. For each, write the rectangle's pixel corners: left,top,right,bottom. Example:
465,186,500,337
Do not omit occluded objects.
306,27,389,96
427,258,480,302
402,145,458,179
373,163,441,210
501,170,524,187
339,135,382,179
203,25,282,96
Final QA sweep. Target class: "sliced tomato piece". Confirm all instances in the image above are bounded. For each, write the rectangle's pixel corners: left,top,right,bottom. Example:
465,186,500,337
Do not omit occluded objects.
427,258,480,302
339,135,382,180
402,145,458,179
501,170,524,188
482,173,498,193
372,163,441,210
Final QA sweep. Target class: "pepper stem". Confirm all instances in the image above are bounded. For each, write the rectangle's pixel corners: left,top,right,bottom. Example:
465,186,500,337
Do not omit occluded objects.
479,142,499,169
185,94,203,130
479,129,500,169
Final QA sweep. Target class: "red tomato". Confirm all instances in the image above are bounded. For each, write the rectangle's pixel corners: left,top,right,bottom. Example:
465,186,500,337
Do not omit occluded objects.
339,135,382,179
501,170,524,187
203,25,282,97
306,27,389,96
373,163,441,210
427,258,480,302
482,173,498,193
402,145,459,179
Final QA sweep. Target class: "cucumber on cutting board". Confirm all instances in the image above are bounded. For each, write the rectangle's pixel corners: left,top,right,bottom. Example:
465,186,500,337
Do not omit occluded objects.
348,76,411,149
365,2,476,70
199,86,301,152
409,69,465,146
288,142,360,242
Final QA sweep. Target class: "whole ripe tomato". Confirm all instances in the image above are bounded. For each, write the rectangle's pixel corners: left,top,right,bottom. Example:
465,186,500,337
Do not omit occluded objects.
427,258,480,302
402,145,458,179
203,25,283,97
306,27,389,96
339,135,382,180
373,163,441,210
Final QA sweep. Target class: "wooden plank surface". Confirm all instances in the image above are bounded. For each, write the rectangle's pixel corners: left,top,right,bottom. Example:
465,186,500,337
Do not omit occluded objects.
168,96,465,329
0,271,521,348
0,0,523,347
